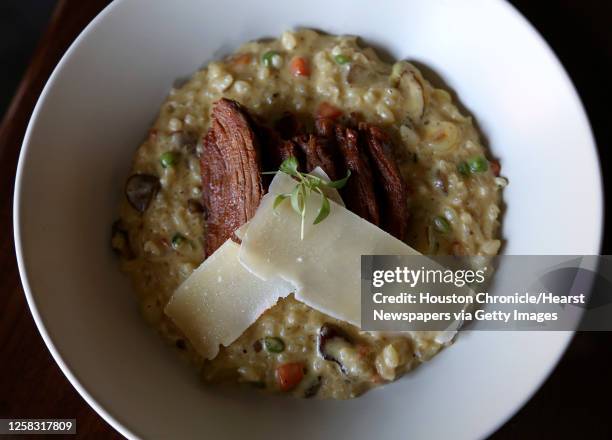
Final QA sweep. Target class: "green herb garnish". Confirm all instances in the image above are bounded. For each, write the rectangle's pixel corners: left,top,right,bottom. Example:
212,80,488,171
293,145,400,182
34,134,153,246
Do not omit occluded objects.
264,157,351,240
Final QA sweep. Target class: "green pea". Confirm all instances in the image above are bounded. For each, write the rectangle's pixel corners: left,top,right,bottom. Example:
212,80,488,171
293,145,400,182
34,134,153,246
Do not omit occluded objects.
263,337,285,353
334,54,351,65
457,161,470,176
171,233,186,249
160,151,179,168
467,156,488,173
262,51,278,67
433,216,451,233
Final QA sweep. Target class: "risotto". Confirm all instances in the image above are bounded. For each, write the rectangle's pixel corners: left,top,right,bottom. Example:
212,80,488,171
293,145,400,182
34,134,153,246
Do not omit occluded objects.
112,29,505,399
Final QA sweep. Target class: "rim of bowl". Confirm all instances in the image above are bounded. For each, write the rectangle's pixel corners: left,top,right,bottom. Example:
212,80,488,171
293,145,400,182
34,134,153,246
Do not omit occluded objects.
13,3,137,439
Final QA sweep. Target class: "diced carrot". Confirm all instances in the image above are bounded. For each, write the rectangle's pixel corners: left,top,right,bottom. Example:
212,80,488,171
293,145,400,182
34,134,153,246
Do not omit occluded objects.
490,160,501,177
371,373,385,384
275,362,304,391
230,53,252,66
451,241,466,256
317,102,343,119
290,57,310,77
356,343,371,359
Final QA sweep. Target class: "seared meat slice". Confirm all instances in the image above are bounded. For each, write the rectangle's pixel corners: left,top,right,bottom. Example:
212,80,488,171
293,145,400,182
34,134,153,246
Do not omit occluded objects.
253,124,280,169
272,112,306,166
278,139,303,163
256,125,296,176
293,134,340,180
334,126,380,226
359,123,410,241
200,99,407,256
201,99,264,256
275,112,303,140
256,124,305,186
315,117,335,138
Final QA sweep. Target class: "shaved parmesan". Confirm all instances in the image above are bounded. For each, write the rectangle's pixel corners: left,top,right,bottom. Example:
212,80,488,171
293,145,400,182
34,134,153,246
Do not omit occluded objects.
239,172,419,327
233,223,249,241
234,167,343,242
165,168,342,360
167,170,460,361
165,239,293,359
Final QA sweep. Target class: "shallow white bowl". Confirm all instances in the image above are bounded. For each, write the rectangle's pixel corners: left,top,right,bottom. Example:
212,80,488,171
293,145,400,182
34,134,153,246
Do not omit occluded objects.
14,0,602,439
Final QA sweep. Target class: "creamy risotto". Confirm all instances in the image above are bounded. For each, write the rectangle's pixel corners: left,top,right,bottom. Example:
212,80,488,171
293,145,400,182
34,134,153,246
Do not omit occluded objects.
112,29,505,399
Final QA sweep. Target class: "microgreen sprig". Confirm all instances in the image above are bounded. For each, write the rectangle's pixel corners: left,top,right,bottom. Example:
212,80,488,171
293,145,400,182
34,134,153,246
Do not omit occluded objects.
263,157,351,240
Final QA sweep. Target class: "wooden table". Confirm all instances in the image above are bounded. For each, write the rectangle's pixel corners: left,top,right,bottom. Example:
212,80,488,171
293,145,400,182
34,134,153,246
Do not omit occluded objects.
0,1,609,438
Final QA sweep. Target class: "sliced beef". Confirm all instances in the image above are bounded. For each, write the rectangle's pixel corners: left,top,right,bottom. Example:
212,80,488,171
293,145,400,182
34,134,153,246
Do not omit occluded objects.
315,117,335,138
199,99,409,257
253,124,282,172
256,124,305,186
334,126,380,226
200,99,264,256
256,125,291,177
359,123,410,241
293,134,340,180
275,112,303,140
271,113,310,172
278,139,303,163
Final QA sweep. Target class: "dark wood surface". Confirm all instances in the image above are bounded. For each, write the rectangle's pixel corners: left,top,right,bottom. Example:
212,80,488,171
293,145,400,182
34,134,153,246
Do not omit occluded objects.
0,1,122,438
0,1,609,439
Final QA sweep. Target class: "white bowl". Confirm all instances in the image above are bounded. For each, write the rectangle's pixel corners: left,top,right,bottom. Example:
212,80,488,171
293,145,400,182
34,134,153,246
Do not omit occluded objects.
14,0,602,439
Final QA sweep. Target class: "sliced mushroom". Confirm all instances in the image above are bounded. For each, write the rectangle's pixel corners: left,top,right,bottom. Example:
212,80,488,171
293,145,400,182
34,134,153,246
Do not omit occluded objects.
427,225,440,254
187,198,206,216
318,323,353,374
390,61,428,123
125,174,160,213
252,339,262,353
346,63,376,86
176,130,199,154
422,120,461,153
303,375,322,398
111,219,133,258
